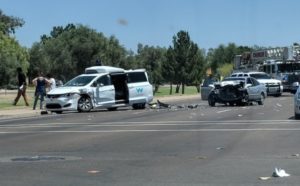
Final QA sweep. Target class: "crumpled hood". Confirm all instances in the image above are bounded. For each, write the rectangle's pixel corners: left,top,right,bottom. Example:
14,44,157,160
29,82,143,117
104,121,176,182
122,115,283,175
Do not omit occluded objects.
47,87,81,95
218,80,243,87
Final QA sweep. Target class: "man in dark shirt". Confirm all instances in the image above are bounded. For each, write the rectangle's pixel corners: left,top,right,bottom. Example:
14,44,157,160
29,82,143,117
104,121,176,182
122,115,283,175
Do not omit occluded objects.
13,67,29,106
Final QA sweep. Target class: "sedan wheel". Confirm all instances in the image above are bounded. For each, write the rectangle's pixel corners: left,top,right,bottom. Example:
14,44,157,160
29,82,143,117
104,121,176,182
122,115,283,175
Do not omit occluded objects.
208,94,216,107
295,113,300,120
257,93,264,105
78,96,92,112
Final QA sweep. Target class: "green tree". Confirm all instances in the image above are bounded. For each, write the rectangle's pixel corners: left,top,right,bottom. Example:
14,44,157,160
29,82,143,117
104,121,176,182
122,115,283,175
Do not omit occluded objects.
167,30,205,94
135,44,166,93
207,43,253,77
0,10,28,87
217,63,234,79
0,33,29,87
162,47,176,94
0,9,24,35
29,24,128,81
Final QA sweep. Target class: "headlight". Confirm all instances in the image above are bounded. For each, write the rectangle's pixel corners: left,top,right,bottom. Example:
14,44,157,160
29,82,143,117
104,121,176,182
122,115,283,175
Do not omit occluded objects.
61,93,76,98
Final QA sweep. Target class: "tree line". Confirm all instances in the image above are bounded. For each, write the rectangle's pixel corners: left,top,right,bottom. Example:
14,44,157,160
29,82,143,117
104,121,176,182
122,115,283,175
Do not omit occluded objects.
0,10,256,94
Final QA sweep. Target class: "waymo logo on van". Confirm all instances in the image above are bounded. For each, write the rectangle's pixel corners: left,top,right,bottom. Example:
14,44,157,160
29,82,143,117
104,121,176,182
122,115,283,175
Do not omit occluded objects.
136,87,143,93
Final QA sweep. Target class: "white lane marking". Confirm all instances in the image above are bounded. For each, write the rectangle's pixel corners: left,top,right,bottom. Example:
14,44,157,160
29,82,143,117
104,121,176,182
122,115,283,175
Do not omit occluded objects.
1,128,300,134
0,120,298,128
216,109,232,114
0,121,299,129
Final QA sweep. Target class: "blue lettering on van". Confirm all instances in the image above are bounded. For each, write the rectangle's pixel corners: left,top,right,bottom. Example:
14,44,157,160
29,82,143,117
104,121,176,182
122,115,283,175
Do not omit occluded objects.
136,87,143,93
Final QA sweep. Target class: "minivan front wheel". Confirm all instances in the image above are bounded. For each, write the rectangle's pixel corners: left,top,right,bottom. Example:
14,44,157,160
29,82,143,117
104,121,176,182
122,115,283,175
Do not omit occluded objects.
78,96,92,112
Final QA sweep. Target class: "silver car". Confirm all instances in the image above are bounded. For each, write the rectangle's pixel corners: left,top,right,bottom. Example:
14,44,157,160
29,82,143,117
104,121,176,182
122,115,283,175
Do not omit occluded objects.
294,87,300,119
200,77,218,100
208,77,267,106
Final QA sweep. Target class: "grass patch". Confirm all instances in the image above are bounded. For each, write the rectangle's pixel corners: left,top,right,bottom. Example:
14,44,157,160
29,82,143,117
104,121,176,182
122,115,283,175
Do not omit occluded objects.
0,92,35,109
154,85,198,97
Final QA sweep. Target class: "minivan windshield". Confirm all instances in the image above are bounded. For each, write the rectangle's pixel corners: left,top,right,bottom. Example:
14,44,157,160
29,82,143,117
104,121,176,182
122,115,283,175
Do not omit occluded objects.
63,75,96,87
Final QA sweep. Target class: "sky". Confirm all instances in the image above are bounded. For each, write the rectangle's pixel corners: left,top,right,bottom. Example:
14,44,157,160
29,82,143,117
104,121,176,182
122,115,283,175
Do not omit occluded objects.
2,0,300,52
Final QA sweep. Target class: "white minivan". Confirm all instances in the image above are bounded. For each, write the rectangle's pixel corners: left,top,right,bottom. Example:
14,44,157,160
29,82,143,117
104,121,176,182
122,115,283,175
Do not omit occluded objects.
45,66,153,113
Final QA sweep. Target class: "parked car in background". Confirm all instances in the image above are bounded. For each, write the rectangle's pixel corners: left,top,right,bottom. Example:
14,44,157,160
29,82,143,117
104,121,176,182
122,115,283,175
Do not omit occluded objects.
200,77,218,100
294,87,300,119
291,82,299,94
208,77,267,106
231,71,282,96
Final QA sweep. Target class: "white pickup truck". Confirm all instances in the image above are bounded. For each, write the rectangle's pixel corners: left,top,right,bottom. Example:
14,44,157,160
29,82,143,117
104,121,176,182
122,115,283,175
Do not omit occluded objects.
231,71,283,97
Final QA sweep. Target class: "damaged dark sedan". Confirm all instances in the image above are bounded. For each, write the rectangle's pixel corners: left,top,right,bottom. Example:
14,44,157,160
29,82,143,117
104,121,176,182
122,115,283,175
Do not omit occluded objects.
208,77,267,106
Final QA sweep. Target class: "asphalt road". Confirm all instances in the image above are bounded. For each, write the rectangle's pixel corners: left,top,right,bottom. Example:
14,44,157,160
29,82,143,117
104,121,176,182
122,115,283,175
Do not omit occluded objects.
0,93,299,186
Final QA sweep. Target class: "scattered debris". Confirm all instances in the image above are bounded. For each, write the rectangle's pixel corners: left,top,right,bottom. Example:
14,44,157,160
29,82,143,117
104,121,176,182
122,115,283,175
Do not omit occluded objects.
40,111,48,115
195,156,207,160
272,167,290,177
259,177,271,181
276,103,282,107
149,100,201,110
88,170,101,174
149,103,158,109
188,104,198,109
216,147,224,150
238,114,243,117
292,153,300,157
157,100,171,108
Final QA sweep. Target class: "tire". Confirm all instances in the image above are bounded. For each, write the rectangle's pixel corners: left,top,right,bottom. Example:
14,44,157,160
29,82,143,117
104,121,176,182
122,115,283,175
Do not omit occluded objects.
229,102,235,106
208,94,216,107
107,107,118,111
132,103,146,109
295,113,300,120
257,93,265,105
77,96,92,112
244,93,249,103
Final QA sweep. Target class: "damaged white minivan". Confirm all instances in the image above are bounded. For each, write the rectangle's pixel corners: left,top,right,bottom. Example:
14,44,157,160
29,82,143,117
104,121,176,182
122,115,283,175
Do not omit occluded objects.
45,66,153,113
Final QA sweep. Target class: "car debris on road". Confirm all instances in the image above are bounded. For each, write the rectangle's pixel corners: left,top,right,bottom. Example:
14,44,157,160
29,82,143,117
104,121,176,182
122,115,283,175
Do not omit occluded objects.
149,100,200,110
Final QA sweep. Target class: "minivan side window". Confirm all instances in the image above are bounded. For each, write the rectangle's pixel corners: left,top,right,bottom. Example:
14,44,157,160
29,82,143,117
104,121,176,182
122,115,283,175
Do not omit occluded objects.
96,75,111,86
127,72,147,83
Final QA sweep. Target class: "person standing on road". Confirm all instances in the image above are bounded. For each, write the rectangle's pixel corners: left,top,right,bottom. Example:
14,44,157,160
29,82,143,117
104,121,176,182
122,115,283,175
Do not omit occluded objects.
13,67,30,106
46,73,56,92
32,72,50,110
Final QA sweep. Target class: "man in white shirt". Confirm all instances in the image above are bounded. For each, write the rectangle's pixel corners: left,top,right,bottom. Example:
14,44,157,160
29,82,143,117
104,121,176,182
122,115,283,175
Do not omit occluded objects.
46,73,56,91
